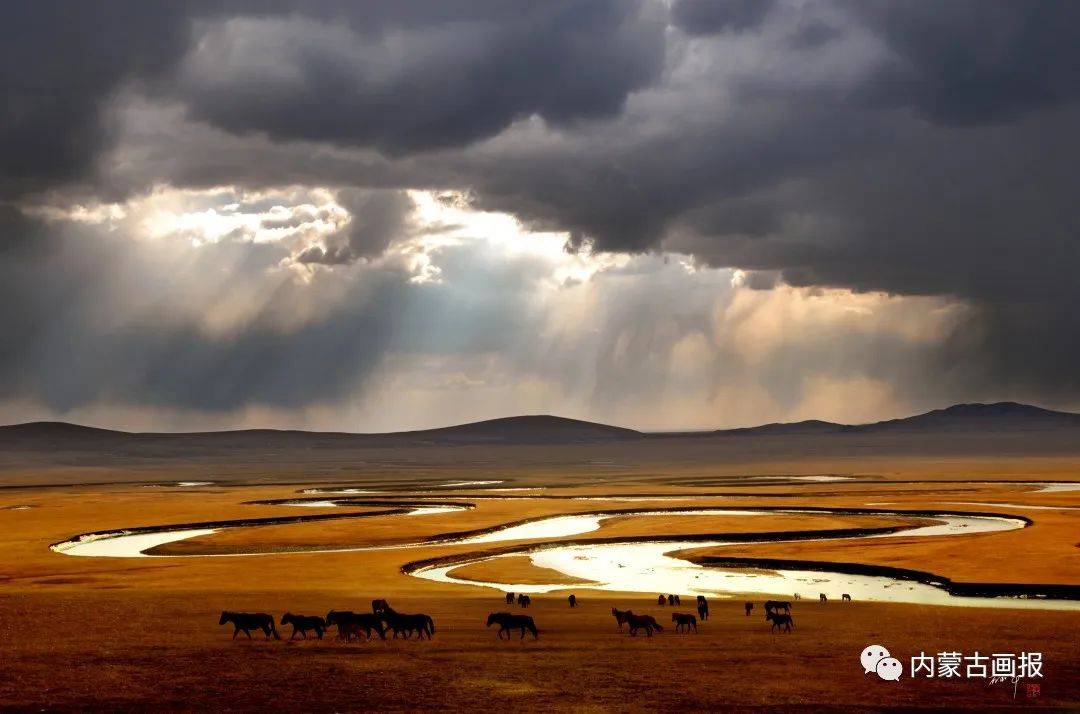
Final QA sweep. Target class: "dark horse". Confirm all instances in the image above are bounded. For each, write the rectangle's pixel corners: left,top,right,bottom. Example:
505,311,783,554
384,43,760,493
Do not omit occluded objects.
381,604,435,640
611,607,631,631
624,612,663,637
744,602,754,616
842,593,852,602
819,593,828,603
696,595,709,621
568,594,577,608
487,612,539,640
280,612,325,640
657,594,666,606
326,610,385,641
219,611,279,640
673,595,681,606
766,611,794,634
371,598,391,614
517,594,532,608
764,600,791,614
505,592,515,605
672,612,697,633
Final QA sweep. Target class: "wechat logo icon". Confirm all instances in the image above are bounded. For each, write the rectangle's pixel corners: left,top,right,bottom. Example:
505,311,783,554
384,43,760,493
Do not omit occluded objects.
861,645,902,681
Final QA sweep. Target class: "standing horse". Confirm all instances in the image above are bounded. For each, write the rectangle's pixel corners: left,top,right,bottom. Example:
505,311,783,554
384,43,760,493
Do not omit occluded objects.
697,596,709,621
372,599,390,614
766,611,794,633
326,610,385,641
672,613,697,633
612,607,631,631
505,592,515,605
842,593,852,603
764,600,791,614
819,593,828,603
487,612,538,640
657,594,666,606
568,594,577,608
280,613,325,640
381,604,435,640
744,602,754,616
624,612,663,637
673,595,681,606
517,594,532,608
219,611,279,640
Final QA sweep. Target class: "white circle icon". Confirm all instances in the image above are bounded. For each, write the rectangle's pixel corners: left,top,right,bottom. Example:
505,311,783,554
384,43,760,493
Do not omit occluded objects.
876,657,903,681
860,644,891,674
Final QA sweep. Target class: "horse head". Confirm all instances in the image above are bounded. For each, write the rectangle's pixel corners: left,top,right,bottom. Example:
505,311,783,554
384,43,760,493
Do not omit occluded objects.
218,611,230,625
280,613,291,625
486,613,498,627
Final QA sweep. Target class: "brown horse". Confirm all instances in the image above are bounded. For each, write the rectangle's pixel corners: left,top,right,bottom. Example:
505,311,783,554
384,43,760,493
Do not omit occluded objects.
219,611,279,640
517,594,532,608
280,612,325,640
505,592,515,605
611,607,631,630
326,610,385,641
624,612,663,637
766,611,794,633
697,596,709,620
671,612,697,633
765,600,792,614
487,612,538,640
657,594,666,606
819,593,828,603
568,594,577,608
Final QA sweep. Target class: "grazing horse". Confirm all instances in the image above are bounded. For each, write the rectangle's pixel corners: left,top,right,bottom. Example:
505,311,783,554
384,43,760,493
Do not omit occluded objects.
487,612,538,640
568,594,577,608
219,611,279,640
672,613,697,633
657,594,666,606
764,600,791,614
280,612,325,640
673,595,681,606
624,612,663,637
371,599,390,615
842,593,852,603
381,605,435,640
766,611,794,634
697,597,709,621
819,593,828,603
612,607,631,631
326,610,385,641
744,602,754,616
517,594,532,608
505,592,515,605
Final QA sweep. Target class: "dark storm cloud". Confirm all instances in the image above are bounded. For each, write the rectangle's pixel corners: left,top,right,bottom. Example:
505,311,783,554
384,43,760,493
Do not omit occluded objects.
671,0,776,35
3,0,1080,421
175,1,665,155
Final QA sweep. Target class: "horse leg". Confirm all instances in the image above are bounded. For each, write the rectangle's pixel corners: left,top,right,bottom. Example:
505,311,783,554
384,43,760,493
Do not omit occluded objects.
244,628,253,640
232,627,239,640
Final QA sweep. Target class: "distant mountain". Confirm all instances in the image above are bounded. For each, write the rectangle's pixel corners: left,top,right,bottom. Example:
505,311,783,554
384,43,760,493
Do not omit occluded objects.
1,402,1078,450
846,402,1080,433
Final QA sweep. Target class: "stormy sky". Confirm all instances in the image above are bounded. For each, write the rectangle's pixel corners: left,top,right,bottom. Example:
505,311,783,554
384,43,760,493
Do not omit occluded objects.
2,0,1078,432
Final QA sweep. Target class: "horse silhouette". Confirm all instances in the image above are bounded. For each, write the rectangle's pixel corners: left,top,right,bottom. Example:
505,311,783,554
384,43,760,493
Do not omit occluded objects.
657,594,666,606
745,602,754,616
793,593,801,600
766,611,794,633
371,599,390,614
673,595,681,606
624,612,663,637
568,594,577,608
505,592,515,605
764,600,791,614
697,597,709,620
671,612,697,633
517,594,532,608
380,604,435,640
666,595,674,606
219,611,279,640
326,610,385,641
819,593,828,603
280,612,325,640
842,593,852,602
487,612,538,640
612,607,631,630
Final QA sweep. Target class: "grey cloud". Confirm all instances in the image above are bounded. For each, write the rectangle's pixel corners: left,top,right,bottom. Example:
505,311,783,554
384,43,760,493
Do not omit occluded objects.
297,190,413,265
671,0,777,35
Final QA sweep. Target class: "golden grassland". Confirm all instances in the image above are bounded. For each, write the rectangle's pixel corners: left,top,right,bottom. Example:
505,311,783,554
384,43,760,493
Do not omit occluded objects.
1,462,1078,710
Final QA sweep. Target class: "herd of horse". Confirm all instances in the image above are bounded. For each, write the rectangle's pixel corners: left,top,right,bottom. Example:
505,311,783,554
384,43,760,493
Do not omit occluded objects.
220,591,853,642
